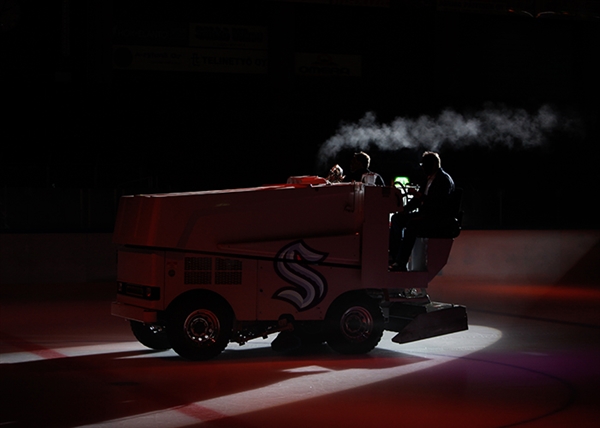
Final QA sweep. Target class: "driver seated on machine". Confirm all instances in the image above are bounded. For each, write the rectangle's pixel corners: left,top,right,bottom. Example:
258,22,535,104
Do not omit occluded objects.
389,151,455,272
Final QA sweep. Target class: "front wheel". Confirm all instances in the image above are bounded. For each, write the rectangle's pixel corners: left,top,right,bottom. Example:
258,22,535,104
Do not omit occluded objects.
326,294,384,355
167,297,233,361
130,321,171,350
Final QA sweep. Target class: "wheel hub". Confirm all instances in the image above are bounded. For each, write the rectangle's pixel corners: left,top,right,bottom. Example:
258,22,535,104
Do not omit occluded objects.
340,306,373,342
184,309,220,346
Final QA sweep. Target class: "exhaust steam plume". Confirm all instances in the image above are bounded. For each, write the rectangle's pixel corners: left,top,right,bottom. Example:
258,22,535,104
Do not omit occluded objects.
317,104,577,166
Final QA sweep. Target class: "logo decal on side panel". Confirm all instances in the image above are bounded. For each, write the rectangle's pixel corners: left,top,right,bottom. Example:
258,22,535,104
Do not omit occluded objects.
273,240,328,311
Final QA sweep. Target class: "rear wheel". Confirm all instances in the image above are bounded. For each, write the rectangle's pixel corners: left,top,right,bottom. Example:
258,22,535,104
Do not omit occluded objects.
130,321,171,350
167,297,233,361
326,294,384,354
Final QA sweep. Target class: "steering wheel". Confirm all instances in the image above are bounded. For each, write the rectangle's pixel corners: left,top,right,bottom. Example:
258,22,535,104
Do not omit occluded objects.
394,180,410,207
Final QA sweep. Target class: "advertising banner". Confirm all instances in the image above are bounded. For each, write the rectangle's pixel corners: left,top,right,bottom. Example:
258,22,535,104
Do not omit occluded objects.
113,45,268,74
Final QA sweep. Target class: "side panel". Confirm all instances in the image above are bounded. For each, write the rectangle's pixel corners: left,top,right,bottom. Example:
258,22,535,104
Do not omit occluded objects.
257,261,362,321
163,251,258,321
115,247,167,311
425,238,454,275
361,186,395,285
117,247,165,287
254,235,362,321
113,184,365,254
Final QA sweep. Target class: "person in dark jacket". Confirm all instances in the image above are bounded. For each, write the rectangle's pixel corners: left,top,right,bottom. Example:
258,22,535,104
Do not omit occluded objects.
389,151,455,271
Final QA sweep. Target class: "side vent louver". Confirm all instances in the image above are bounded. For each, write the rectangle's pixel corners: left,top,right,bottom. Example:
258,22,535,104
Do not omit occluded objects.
184,257,242,285
184,257,212,285
216,258,242,284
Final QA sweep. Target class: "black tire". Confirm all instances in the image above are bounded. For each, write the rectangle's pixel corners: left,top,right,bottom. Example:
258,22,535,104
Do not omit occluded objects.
167,297,233,361
130,321,171,350
326,294,384,355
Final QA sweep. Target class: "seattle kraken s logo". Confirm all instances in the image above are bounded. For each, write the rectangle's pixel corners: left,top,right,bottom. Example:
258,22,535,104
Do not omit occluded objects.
273,240,328,311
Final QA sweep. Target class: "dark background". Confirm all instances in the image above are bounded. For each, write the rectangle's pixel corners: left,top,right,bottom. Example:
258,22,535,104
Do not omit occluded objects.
2,0,599,232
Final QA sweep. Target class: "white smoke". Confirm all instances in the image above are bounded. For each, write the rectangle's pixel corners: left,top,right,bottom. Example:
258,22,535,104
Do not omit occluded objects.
318,104,574,164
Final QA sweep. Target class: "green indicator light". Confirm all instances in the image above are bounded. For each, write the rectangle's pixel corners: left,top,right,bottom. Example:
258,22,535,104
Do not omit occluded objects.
394,176,410,186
